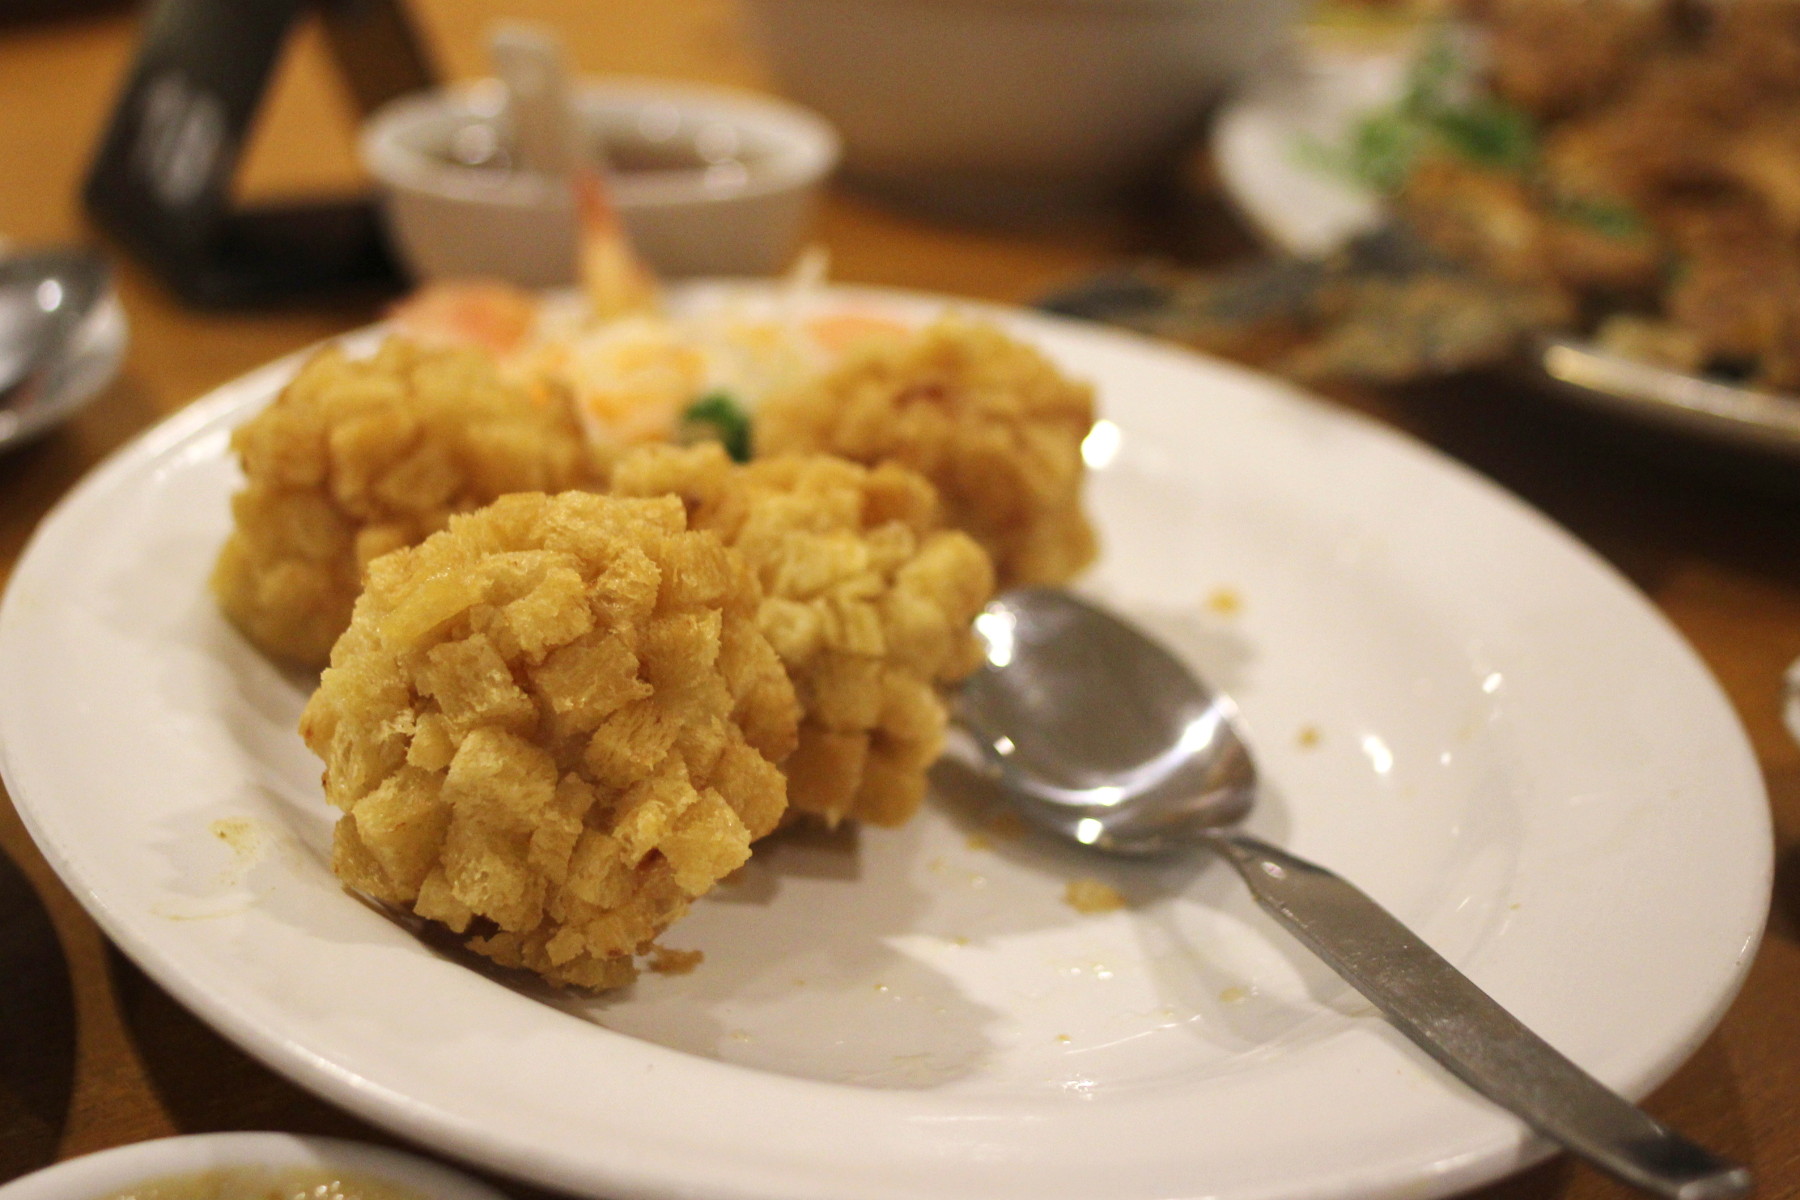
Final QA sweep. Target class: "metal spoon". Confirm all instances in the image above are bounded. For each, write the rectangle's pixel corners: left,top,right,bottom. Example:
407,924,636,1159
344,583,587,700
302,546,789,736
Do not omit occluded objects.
957,587,1751,1200
0,247,125,452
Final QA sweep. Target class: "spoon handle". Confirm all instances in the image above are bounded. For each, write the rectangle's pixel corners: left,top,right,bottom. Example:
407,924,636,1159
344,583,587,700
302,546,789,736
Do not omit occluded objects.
1207,831,1752,1200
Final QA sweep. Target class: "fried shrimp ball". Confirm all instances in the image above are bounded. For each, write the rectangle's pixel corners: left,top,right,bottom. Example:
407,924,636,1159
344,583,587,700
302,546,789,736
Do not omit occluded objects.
213,339,596,668
298,491,800,989
611,444,995,827
756,317,1097,589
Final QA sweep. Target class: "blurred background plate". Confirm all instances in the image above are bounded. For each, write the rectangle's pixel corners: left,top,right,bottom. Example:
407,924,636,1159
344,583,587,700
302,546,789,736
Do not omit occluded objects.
1212,38,1800,465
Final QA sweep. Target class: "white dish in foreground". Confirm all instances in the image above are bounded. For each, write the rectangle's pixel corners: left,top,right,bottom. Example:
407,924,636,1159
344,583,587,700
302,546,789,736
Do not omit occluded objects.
0,285,1770,1200
0,1133,507,1200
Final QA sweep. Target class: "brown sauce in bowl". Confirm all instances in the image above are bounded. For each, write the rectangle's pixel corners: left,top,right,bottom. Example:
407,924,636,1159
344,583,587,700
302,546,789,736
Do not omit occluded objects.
437,120,759,183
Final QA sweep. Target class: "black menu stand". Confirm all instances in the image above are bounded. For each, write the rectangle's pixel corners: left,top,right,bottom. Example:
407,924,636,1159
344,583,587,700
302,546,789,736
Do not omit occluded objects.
82,0,436,307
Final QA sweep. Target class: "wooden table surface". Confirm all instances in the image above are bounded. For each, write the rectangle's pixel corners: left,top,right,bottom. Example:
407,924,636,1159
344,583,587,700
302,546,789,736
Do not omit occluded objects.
2,4,1798,1199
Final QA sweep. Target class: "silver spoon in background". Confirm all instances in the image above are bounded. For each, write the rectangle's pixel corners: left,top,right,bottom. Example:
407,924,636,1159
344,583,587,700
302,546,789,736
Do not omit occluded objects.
956,587,1752,1200
0,247,126,453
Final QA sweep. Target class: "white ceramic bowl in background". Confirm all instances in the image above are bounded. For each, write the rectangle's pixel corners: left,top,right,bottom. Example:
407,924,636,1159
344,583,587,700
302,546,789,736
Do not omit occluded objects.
742,0,1300,214
0,1134,510,1200
360,77,840,285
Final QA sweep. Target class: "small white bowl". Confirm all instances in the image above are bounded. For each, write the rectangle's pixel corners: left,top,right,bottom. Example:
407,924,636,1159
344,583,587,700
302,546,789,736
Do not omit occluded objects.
360,77,840,285
743,0,1299,212
0,1135,510,1200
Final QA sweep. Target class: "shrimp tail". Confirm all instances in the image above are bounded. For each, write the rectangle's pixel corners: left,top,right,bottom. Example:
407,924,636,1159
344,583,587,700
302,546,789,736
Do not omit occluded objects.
575,169,661,320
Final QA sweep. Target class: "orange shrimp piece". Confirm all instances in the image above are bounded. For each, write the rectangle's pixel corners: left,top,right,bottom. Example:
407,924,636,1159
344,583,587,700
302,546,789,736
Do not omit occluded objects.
388,281,542,358
803,311,914,355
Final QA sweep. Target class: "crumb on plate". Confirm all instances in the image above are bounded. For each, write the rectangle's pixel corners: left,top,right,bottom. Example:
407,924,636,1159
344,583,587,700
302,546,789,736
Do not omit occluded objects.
1064,877,1127,914
647,945,705,975
1205,586,1243,616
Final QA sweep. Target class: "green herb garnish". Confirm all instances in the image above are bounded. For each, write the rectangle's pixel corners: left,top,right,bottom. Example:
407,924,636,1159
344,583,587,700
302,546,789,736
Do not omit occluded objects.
1324,26,1538,193
1554,195,1646,240
1429,101,1536,171
1400,31,1461,113
680,392,752,462
1340,114,1426,194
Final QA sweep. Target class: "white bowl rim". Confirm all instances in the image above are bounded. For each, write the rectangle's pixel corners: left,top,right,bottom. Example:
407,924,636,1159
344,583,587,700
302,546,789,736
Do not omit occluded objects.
360,76,841,211
0,1133,511,1200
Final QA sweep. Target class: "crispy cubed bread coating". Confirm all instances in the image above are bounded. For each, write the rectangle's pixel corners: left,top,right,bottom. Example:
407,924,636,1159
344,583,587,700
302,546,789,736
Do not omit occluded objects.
611,444,995,827
755,317,1097,589
213,338,597,668
298,491,799,989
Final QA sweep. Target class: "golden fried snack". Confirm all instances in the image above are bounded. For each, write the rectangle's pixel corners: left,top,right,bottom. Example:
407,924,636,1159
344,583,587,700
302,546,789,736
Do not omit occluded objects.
611,444,995,827
298,490,799,989
756,317,1097,590
1476,0,1672,120
1663,208,1800,388
213,339,596,668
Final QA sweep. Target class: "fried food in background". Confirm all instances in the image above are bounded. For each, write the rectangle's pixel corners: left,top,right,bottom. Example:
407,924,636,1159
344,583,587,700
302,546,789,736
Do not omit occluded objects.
1121,0,1800,389
1398,0,1800,386
1471,0,1673,121
212,340,598,668
299,491,799,989
611,444,995,828
757,318,1097,589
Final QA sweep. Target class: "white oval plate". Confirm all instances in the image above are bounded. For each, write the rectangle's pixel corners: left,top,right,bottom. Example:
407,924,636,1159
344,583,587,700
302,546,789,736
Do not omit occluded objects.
0,286,1770,1200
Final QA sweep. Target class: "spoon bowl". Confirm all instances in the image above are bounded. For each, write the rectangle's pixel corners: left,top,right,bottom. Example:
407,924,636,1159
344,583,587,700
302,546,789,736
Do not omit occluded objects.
960,588,1254,854
960,587,1751,1200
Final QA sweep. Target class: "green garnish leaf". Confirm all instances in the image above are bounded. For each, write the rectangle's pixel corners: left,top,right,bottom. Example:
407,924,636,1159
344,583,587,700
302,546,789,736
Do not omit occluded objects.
1343,112,1427,194
1428,101,1536,171
1311,23,1539,193
1555,195,1646,239
681,392,752,462
1401,32,1462,115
